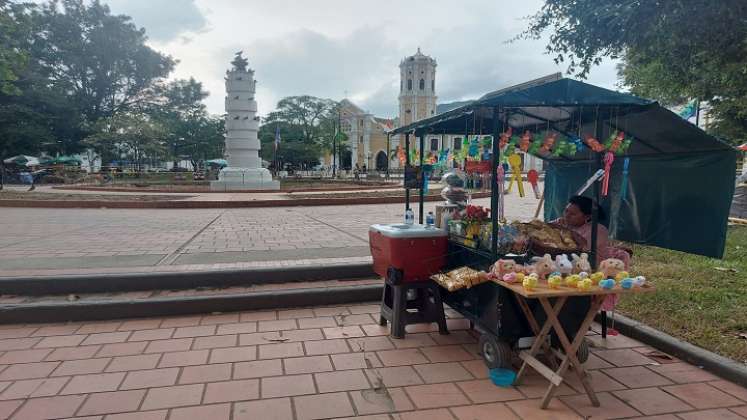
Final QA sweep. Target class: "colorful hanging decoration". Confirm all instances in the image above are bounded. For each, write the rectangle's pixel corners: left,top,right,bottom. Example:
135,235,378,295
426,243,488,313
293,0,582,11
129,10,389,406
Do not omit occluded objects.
527,169,540,199
602,151,614,197
468,137,480,158
499,128,513,148
620,157,630,200
397,146,406,164
584,134,606,152
519,131,532,152
506,154,525,197
540,132,558,154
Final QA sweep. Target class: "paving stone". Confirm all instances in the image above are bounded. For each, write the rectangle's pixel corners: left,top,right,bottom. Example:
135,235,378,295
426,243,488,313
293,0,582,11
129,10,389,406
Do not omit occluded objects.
678,408,747,420
662,382,742,409
44,345,101,362
261,374,316,398
105,354,160,372
258,342,304,359
234,397,293,420
648,363,720,383
60,372,125,394
141,384,204,410
0,361,59,380
614,387,693,415
561,391,641,419
77,389,146,416
204,379,260,403
0,377,69,400
455,379,524,403
506,398,582,420
234,359,283,379
120,368,180,390
11,394,85,419
593,349,658,367
314,369,370,392
284,355,333,375
209,346,257,363
293,392,355,420
169,403,231,420
331,352,381,370
603,365,673,388
405,383,470,408
414,362,473,384
157,350,209,367
450,402,519,420
304,339,350,356
349,387,414,414
377,349,429,366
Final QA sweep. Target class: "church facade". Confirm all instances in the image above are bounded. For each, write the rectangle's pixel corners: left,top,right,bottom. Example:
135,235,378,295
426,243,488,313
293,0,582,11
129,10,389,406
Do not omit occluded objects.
323,48,542,173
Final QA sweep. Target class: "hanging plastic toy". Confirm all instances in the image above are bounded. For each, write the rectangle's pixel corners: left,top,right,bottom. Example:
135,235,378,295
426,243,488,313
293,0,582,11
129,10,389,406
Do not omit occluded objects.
468,137,480,158
540,132,557,154
397,146,406,164
506,154,525,197
519,131,532,152
602,151,614,197
584,134,605,153
620,157,630,201
527,169,540,199
552,139,566,157
499,127,513,148
609,131,625,154
528,133,543,155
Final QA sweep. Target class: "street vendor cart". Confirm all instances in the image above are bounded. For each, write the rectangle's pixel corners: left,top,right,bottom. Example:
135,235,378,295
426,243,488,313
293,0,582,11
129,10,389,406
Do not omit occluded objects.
373,73,738,409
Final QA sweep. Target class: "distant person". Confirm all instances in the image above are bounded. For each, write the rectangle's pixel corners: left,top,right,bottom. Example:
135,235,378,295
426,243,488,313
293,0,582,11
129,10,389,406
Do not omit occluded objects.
354,163,360,180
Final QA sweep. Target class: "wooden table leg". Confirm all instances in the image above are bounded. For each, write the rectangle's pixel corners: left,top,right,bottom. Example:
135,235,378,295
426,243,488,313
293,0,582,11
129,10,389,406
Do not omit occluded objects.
514,294,558,371
538,295,606,409
515,296,567,384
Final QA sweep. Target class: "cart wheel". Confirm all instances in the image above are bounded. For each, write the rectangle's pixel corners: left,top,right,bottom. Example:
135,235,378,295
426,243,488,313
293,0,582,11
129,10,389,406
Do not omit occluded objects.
478,334,512,369
576,338,590,363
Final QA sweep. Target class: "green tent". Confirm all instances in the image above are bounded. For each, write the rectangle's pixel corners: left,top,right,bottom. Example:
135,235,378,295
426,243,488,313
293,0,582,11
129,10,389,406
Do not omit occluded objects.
391,75,738,258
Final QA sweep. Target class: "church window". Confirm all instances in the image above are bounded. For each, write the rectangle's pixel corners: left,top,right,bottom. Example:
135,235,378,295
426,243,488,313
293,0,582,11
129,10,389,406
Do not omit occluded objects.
405,109,411,114
432,80,435,91
400,80,403,92
453,138,462,150
419,79,425,90
430,138,438,151
359,136,363,143
407,79,412,90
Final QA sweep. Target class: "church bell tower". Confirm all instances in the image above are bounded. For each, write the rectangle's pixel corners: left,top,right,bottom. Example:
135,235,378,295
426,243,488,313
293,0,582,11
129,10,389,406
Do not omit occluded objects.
398,48,437,127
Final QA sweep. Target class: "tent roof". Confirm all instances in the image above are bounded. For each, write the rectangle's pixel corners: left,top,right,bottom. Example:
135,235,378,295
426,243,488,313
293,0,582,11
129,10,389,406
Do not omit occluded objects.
391,77,735,161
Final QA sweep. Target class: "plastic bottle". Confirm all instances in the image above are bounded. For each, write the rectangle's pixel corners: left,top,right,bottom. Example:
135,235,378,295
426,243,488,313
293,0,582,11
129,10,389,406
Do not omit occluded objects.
405,208,414,225
426,212,435,228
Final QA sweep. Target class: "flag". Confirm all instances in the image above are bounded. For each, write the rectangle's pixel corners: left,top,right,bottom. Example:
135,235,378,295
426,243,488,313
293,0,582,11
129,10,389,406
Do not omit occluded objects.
678,100,697,120
274,125,281,150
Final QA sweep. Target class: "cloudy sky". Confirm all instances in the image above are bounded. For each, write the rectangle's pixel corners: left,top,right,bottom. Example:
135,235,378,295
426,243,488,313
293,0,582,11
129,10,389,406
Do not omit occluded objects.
103,0,621,117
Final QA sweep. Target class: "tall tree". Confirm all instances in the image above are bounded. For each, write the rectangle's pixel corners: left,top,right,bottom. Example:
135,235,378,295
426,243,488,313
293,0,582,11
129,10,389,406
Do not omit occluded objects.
31,0,175,139
150,78,224,169
0,0,30,96
83,112,166,171
520,0,747,144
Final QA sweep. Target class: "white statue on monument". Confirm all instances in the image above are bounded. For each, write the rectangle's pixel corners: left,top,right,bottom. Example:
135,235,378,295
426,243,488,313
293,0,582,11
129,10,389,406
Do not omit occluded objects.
211,52,279,190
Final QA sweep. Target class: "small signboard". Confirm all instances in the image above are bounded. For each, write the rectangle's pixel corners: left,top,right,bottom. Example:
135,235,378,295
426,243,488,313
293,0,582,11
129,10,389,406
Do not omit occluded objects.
465,160,491,174
404,165,422,189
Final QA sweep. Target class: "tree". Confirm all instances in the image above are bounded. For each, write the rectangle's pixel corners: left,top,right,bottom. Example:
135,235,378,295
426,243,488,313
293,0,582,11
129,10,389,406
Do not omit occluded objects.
83,112,166,171
0,0,30,96
31,0,175,143
149,78,225,169
520,0,747,144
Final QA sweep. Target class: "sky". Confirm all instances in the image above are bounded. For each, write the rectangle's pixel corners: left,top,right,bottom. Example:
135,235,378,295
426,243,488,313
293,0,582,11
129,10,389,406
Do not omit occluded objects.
102,0,621,118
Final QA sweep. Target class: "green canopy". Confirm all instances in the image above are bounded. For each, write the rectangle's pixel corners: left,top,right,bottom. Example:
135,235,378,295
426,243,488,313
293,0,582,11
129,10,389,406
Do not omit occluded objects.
46,156,82,165
392,76,738,258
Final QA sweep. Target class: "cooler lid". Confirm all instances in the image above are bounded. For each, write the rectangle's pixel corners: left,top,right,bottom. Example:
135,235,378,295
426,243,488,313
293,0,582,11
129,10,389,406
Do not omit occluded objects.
369,224,448,238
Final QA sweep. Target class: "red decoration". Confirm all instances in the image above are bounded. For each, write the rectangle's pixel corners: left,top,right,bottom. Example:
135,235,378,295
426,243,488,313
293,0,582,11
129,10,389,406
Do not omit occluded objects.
499,127,513,148
519,131,532,152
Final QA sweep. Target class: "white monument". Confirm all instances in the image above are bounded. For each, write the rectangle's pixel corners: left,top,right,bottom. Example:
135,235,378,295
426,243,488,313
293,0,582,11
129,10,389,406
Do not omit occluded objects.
211,52,279,190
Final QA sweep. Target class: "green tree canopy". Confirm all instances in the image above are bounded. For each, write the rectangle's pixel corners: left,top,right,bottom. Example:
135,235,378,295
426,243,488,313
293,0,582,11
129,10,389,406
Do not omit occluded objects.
521,0,747,144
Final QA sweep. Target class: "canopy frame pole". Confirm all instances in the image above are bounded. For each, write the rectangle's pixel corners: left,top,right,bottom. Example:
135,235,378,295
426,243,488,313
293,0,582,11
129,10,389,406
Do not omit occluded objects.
491,106,502,260
592,107,606,337
419,132,425,224
405,133,411,214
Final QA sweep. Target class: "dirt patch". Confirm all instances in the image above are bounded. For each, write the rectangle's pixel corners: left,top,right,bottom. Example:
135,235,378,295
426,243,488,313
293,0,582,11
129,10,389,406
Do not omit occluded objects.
0,191,190,202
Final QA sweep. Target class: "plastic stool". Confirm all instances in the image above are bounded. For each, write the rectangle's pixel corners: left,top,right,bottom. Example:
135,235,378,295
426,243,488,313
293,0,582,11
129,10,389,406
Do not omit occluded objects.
378,267,449,339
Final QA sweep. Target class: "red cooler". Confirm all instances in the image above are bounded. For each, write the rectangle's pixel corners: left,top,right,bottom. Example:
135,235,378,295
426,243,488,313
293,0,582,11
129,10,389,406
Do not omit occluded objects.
369,224,448,283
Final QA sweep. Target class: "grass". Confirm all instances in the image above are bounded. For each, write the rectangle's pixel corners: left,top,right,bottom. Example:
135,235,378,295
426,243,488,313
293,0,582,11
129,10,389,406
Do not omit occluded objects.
617,225,747,364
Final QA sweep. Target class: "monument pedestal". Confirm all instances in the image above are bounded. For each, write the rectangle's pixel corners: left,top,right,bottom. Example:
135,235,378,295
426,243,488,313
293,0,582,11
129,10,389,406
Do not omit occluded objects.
210,167,279,191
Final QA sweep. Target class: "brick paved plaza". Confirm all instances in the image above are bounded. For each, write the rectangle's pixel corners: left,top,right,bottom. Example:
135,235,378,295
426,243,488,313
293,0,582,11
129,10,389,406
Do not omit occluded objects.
0,197,538,277
0,302,745,419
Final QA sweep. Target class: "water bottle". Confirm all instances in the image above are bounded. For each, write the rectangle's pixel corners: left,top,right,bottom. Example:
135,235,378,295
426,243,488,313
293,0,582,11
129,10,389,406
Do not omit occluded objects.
405,208,414,225
426,212,435,228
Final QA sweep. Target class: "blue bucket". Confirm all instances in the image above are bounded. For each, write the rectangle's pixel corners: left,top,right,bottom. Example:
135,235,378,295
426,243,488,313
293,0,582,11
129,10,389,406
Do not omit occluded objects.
489,368,516,387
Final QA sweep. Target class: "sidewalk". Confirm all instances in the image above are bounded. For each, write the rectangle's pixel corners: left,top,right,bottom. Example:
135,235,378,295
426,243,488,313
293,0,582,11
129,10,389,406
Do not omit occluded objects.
0,196,541,278
0,301,745,419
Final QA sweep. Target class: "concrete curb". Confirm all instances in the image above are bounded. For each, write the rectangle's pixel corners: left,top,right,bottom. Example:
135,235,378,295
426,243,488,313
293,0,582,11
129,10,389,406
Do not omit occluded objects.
598,312,747,387
0,283,383,324
52,184,400,194
0,263,376,296
0,192,490,209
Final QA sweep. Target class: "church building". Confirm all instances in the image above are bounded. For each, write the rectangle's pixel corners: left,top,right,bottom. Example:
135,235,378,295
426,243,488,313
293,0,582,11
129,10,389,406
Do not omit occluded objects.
323,48,542,173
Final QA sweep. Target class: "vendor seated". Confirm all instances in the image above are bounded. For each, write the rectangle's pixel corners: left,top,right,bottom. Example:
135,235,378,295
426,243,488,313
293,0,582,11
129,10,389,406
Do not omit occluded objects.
551,195,631,269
